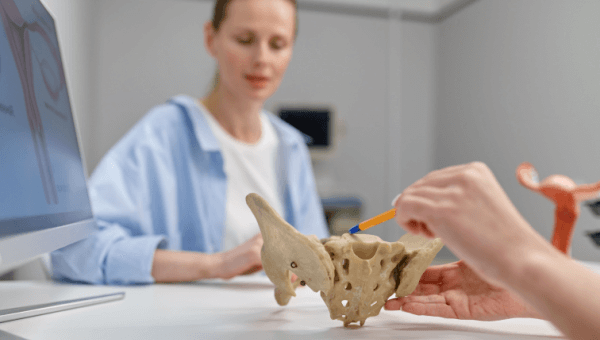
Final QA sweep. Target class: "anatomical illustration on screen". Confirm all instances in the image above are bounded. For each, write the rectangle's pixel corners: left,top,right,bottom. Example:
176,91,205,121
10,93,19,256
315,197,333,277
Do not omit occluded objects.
0,0,67,205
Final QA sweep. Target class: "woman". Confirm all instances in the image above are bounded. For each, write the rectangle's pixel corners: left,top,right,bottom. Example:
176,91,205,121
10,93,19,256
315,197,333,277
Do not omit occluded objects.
51,0,328,284
385,162,600,339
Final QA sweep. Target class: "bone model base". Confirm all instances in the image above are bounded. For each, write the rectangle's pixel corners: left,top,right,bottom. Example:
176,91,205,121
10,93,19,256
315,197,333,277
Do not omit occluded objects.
246,193,443,327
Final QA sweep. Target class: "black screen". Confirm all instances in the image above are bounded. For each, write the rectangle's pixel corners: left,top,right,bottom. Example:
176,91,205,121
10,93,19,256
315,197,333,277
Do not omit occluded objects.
279,108,330,148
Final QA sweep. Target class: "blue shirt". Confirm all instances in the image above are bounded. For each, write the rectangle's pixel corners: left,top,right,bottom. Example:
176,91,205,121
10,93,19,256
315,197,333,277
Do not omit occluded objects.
51,95,329,285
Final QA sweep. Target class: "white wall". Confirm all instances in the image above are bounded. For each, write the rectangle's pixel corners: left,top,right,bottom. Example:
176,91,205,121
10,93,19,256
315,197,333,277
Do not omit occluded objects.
436,0,600,260
93,0,212,170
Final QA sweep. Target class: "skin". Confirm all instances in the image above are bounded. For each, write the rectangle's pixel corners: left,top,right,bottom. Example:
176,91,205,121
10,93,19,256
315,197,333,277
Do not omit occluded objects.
151,0,296,283
385,261,541,320
384,162,600,339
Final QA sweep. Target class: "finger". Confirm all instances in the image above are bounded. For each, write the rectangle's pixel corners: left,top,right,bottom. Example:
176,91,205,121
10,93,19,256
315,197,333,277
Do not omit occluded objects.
384,298,402,310
394,195,437,228
291,272,304,288
241,264,263,276
405,185,463,201
400,220,433,238
420,222,436,238
418,265,448,283
411,163,472,188
400,301,458,319
251,232,263,244
385,295,446,310
403,219,422,235
385,295,458,319
401,220,434,238
411,282,442,295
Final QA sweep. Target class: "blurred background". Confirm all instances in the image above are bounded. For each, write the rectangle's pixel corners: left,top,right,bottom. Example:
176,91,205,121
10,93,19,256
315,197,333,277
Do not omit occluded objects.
40,0,600,263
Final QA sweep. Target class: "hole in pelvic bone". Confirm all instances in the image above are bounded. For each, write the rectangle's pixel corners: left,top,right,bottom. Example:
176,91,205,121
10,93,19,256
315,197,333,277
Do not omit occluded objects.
373,284,379,291
351,242,379,260
391,266,401,290
329,252,335,260
345,282,352,290
391,254,412,291
342,259,349,274
334,269,340,283
380,259,384,267
342,300,349,307
396,254,409,266
291,261,297,268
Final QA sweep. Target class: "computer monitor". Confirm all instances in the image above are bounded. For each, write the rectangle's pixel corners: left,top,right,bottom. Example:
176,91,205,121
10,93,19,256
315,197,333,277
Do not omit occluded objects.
277,106,335,159
0,0,123,323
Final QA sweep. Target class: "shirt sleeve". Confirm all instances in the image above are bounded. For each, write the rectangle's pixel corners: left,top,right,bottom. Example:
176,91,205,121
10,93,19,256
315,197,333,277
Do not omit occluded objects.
51,220,165,284
51,119,170,285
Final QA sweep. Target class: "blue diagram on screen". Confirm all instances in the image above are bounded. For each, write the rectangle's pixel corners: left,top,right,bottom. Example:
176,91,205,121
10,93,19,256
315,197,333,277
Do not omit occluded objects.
0,0,92,235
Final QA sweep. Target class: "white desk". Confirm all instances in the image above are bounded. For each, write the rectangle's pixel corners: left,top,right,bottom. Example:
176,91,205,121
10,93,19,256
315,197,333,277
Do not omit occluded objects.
1,262,599,340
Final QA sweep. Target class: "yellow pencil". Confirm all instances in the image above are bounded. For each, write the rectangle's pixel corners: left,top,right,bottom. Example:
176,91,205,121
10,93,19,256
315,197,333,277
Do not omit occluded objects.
348,208,396,234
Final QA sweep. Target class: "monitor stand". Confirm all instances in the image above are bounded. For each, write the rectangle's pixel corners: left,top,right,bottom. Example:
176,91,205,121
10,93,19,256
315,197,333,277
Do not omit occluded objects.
0,291,124,323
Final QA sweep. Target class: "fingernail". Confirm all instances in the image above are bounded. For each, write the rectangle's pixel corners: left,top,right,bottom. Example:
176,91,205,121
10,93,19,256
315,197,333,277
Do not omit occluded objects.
391,193,401,207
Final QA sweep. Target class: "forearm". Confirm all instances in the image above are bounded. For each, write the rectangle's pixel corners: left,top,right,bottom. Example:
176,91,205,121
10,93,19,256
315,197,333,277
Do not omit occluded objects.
151,249,221,283
509,248,600,339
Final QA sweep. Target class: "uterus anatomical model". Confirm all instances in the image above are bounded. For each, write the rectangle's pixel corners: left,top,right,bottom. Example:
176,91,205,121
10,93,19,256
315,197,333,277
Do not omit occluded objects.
516,162,600,254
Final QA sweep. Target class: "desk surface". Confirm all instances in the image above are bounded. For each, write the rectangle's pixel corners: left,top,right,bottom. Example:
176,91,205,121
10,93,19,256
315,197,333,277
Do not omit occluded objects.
2,262,599,340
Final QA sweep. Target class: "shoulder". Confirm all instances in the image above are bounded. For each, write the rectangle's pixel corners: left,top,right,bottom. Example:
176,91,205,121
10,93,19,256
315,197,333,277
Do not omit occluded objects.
103,97,196,164
136,100,191,142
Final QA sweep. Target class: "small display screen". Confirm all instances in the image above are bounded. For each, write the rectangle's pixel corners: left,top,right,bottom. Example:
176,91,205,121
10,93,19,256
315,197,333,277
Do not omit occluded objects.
279,108,330,148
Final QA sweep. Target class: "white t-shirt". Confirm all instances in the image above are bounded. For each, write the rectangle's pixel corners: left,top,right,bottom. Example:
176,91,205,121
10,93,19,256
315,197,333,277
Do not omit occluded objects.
197,102,285,252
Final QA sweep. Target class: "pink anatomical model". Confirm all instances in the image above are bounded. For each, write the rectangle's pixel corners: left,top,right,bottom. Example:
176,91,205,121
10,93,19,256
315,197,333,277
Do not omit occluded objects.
516,162,600,255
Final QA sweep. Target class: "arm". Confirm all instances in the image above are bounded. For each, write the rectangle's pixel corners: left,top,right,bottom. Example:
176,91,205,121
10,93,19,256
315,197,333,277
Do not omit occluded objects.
53,116,173,284
392,162,600,339
151,233,265,282
151,249,219,282
511,248,600,339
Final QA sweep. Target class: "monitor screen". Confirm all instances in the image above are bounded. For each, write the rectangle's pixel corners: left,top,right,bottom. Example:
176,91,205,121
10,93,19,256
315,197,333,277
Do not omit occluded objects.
0,0,95,273
278,107,331,149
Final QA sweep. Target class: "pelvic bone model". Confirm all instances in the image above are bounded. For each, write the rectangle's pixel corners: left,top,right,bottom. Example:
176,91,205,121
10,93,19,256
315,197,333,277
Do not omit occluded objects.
246,193,444,327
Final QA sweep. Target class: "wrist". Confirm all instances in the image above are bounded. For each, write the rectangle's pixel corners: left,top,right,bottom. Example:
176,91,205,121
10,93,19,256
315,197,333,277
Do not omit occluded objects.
507,245,565,296
205,253,224,279
491,227,556,287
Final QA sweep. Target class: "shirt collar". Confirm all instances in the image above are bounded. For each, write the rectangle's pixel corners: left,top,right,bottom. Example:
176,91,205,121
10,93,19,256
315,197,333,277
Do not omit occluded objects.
169,94,302,151
169,95,221,152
